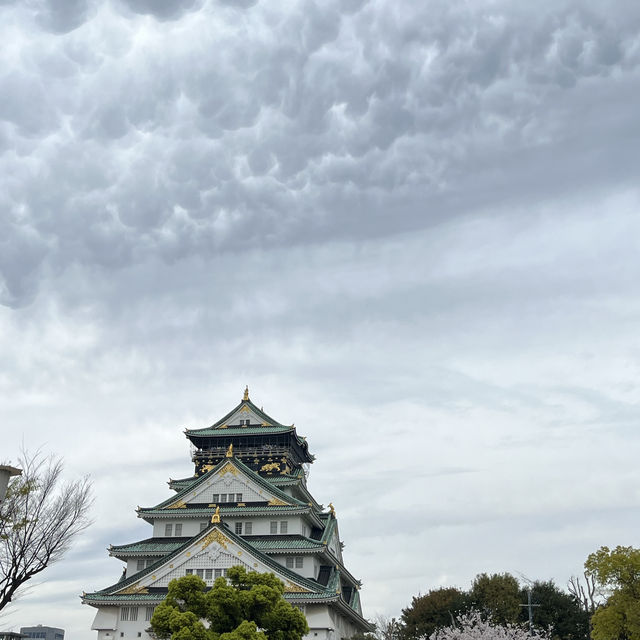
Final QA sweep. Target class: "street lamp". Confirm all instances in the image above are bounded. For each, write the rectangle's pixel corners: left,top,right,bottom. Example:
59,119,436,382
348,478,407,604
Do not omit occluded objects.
0,465,21,503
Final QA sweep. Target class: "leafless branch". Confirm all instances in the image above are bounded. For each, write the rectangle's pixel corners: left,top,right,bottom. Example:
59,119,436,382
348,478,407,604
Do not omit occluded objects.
0,450,93,611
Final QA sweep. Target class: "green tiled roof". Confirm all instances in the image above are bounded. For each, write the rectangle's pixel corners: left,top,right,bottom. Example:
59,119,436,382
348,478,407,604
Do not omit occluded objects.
149,456,308,511
189,425,294,436
138,504,312,517
246,535,326,551
186,398,289,434
110,538,187,557
84,524,332,603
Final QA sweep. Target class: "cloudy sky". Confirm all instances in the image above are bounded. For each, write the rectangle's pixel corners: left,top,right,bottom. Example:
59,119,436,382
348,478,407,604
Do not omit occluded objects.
2,0,640,637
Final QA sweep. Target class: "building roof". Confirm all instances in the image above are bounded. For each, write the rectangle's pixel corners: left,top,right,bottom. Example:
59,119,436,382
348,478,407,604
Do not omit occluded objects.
146,456,309,512
84,523,332,603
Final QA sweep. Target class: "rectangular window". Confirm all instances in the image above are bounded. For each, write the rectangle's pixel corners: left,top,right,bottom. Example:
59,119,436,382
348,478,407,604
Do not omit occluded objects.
130,607,139,622
136,559,145,571
280,521,288,534
186,569,193,575
236,493,243,502
214,569,223,578
295,557,303,568
220,494,227,503
164,524,173,537
212,494,219,503
205,569,213,580
196,569,204,578
200,521,208,531
270,521,278,534
145,607,155,622
245,522,252,534
235,522,243,534
121,607,130,621
146,558,154,568
175,524,183,536
286,557,294,568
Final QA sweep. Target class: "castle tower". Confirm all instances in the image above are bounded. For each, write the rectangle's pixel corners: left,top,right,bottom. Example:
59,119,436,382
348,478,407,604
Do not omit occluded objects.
82,389,372,640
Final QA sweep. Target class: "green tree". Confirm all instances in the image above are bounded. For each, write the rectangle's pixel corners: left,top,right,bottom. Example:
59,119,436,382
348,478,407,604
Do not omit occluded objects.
470,574,520,625
518,581,589,640
400,587,470,640
151,566,309,640
585,546,640,640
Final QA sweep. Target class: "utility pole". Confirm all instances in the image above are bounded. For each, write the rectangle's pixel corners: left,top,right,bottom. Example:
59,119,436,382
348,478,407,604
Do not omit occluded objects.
519,587,540,635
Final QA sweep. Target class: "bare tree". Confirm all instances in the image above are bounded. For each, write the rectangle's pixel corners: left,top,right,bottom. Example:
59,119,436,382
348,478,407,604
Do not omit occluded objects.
567,572,598,614
0,451,93,611
374,615,401,640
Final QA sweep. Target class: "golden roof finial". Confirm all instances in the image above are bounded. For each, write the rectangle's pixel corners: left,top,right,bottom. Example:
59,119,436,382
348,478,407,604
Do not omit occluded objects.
243,385,249,401
226,443,233,458
328,502,335,515
211,506,220,523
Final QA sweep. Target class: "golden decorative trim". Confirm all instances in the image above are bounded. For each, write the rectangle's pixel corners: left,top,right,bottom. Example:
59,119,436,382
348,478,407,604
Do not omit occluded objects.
261,462,280,472
186,552,191,557
169,564,174,568
237,502,246,507
267,497,288,506
218,424,228,429
220,463,239,477
211,506,221,523
237,551,242,556
201,529,229,550
226,444,234,458
284,581,309,593
243,386,249,401
328,502,335,515
167,500,187,509
117,584,149,595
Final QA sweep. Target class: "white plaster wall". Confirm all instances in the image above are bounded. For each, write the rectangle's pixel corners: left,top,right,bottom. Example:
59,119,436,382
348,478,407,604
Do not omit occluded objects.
269,554,316,579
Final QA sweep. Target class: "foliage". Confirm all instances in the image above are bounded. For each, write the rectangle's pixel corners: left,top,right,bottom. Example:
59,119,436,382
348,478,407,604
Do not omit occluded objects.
518,581,589,640
0,451,93,611
585,546,640,640
151,566,309,640
400,587,470,640
470,574,521,625
430,610,550,640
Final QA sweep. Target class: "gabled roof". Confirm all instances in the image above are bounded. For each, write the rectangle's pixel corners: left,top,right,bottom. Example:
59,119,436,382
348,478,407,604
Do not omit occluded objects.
144,456,308,511
84,523,333,603
185,393,289,435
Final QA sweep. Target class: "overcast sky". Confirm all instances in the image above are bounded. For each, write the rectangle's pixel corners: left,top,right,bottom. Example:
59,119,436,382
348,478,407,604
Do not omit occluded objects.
2,0,640,637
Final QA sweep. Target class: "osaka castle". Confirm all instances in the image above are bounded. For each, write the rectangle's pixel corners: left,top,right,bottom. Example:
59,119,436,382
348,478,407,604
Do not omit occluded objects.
83,388,372,640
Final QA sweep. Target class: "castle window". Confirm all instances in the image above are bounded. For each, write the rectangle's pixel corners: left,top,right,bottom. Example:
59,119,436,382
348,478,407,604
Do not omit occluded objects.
235,522,243,534
164,524,173,537
196,569,204,578
145,607,155,622
219,494,227,503
295,557,303,568
200,521,208,531
205,569,213,580
130,608,138,622
174,524,183,536
245,522,253,534
280,521,288,534
212,494,219,503
214,569,223,578
236,493,243,502
121,607,130,621
186,569,193,575
136,559,145,571
270,521,278,534
286,557,294,568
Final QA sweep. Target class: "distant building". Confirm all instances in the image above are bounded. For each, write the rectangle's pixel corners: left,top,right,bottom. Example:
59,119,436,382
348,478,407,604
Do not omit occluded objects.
20,627,64,640
0,632,27,640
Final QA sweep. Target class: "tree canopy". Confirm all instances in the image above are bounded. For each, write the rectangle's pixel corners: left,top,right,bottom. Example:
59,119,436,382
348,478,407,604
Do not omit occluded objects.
585,545,640,640
150,566,309,640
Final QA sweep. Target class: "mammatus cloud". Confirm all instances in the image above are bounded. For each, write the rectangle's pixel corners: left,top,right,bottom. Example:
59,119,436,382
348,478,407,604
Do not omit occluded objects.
1,0,639,306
